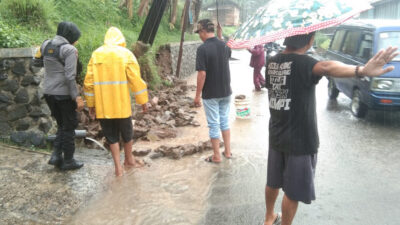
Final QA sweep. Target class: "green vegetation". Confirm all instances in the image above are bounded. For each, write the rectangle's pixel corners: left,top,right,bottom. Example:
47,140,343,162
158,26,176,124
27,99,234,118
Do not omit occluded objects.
137,50,163,90
0,0,60,30
0,20,29,48
0,0,199,89
222,26,238,39
315,32,331,50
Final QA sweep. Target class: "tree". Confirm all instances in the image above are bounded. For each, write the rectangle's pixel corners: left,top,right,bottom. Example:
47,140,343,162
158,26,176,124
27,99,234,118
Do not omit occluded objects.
138,0,151,17
127,0,134,19
190,0,202,33
169,0,178,29
119,0,134,19
179,0,202,32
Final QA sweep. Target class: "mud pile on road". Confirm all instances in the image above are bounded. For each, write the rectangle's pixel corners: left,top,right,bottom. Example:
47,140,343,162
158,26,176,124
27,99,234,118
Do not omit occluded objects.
78,79,200,148
132,79,200,141
133,141,224,160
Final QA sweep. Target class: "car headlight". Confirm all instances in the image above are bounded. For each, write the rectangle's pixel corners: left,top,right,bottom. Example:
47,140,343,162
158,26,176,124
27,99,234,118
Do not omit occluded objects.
371,79,394,91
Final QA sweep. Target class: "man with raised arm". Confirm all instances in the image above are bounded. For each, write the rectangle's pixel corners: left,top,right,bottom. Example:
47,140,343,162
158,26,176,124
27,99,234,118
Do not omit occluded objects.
263,32,398,225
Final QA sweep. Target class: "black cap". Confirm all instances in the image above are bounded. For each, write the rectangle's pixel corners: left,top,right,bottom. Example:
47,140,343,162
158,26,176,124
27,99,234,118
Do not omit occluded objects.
195,19,215,33
283,32,315,50
56,21,81,44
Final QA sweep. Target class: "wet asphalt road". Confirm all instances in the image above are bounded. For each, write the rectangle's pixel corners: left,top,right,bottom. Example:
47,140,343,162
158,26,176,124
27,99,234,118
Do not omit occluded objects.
199,50,400,225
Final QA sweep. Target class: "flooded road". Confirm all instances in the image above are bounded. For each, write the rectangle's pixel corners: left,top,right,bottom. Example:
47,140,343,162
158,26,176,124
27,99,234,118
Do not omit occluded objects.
69,155,214,225
68,50,400,225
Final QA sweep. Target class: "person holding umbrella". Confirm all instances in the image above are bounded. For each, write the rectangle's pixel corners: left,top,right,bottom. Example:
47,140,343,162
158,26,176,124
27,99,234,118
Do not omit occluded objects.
263,33,397,225
226,1,398,225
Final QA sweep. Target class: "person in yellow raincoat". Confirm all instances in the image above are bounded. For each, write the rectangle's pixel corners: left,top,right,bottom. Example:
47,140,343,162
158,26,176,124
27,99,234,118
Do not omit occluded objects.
84,27,149,176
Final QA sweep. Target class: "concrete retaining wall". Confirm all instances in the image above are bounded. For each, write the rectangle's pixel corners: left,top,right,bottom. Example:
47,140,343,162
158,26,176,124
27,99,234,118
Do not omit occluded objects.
0,48,53,147
156,41,202,79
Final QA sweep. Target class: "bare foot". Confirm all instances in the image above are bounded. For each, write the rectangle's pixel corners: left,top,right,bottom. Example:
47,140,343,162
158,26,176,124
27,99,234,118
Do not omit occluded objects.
115,165,124,177
124,158,145,168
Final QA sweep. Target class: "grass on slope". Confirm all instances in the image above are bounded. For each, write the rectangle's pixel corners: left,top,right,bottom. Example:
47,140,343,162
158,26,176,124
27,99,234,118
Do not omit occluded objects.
0,0,198,86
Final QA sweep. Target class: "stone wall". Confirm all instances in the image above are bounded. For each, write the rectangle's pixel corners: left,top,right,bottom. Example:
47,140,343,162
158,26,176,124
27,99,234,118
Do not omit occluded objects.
0,48,52,147
156,41,202,79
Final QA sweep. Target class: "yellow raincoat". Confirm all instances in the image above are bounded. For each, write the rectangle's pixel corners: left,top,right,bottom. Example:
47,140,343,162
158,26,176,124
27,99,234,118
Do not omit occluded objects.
84,27,148,119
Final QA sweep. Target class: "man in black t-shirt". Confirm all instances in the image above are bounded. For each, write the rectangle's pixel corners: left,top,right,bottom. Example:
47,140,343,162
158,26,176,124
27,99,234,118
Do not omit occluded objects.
194,19,232,163
263,33,398,225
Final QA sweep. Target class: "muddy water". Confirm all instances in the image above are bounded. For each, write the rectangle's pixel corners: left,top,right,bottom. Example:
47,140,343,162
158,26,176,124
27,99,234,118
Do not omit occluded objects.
69,116,270,225
69,156,216,225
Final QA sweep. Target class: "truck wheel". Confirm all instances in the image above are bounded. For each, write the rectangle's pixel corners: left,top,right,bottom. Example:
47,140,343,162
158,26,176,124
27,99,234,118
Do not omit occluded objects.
351,89,368,118
328,78,339,99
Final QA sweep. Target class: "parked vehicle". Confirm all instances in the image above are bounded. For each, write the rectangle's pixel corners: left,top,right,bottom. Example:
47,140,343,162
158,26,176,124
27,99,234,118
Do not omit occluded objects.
324,19,400,118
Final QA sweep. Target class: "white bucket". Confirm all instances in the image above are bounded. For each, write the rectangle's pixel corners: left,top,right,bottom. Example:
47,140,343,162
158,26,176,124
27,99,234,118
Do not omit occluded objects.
234,96,251,119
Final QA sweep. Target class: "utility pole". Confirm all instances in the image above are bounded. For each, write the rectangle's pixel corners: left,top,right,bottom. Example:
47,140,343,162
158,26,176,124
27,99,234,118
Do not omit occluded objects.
138,0,168,46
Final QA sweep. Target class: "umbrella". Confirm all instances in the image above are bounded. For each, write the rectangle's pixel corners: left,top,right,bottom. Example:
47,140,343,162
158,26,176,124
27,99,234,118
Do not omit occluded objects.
227,0,372,49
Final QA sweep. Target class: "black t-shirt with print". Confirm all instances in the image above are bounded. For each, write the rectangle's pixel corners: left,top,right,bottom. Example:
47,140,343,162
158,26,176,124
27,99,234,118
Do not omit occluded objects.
265,53,321,155
196,37,232,99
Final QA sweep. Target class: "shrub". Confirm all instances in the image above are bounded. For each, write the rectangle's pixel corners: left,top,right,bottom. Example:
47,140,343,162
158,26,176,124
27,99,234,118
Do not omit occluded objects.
0,20,29,48
137,50,162,90
320,39,331,50
0,0,59,30
315,32,331,49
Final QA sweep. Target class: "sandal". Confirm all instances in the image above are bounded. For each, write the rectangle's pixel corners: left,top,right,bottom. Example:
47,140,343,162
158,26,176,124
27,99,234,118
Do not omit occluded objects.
261,212,281,225
273,212,281,225
222,151,232,159
205,155,221,163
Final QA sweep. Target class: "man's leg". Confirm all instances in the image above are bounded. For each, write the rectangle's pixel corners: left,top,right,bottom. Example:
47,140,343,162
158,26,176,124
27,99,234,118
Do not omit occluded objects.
281,194,298,225
99,119,123,176
219,96,231,157
210,138,222,162
59,99,83,170
221,130,231,157
123,140,134,165
123,140,144,168
109,142,124,176
264,186,279,225
265,148,284,225
280,154,317,225
118,118,144,168
203,98,222,162
44,95,64,167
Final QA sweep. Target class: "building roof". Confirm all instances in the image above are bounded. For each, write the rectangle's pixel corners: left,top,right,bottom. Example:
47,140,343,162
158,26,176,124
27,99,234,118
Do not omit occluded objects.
203,0,240,11
370,0,398,6
342,19,400,29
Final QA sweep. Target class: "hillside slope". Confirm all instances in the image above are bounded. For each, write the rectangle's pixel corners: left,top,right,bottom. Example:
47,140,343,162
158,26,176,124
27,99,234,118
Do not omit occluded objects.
0,0,197,81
